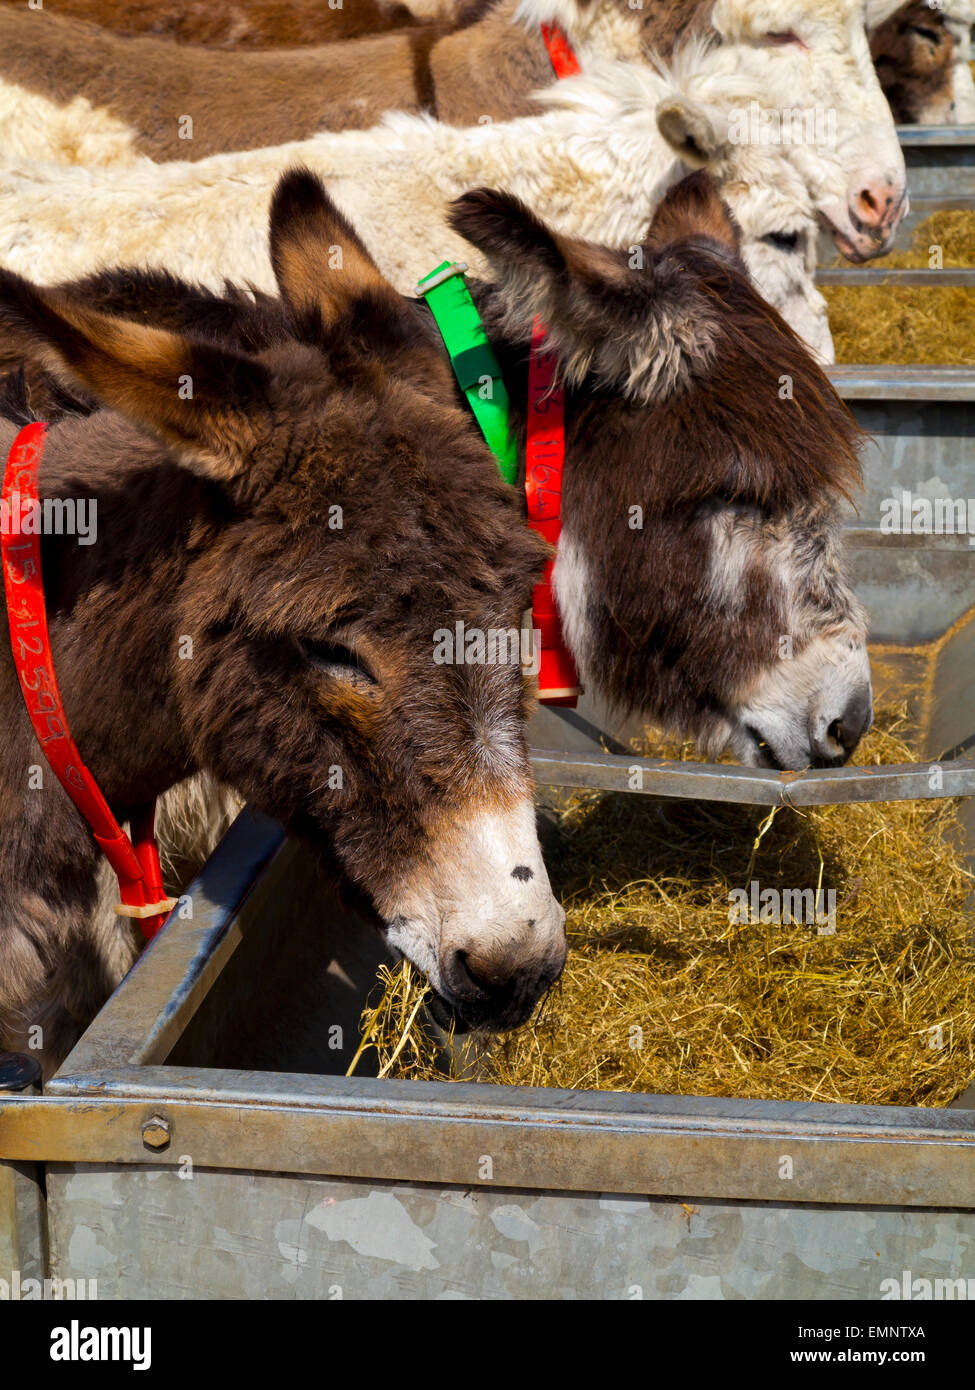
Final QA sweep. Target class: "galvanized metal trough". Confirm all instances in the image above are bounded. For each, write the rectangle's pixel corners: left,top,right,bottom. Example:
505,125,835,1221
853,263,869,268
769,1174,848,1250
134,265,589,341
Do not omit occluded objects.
0,133,973,1300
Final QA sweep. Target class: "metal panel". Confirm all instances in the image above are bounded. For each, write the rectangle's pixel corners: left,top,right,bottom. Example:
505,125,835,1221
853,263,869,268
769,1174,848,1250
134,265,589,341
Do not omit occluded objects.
43,1164,975,1300
898,126,975,197
0,1162,46,1286
817,269,975,287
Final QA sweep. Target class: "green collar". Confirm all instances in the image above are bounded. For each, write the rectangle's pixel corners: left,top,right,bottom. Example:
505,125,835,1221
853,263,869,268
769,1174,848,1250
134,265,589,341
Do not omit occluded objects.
416,261,518,486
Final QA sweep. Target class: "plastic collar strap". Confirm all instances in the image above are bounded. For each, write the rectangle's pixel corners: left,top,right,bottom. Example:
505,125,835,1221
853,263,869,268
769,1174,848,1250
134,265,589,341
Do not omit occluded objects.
419,261,582,707
525,316,583,706
416,261,519,485
540,22,582,78
1,424,176,940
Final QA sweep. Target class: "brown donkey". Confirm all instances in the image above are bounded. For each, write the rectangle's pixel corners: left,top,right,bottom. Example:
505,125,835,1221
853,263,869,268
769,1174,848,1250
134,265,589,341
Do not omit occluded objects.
870,0,958,122
6,170,874,779
0,173,567,1077
0,0,447,46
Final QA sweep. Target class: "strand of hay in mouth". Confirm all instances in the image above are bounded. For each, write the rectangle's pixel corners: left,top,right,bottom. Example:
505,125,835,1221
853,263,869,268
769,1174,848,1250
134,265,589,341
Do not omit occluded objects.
345,960,439,1080
823,209,975,364
352,703,975,1106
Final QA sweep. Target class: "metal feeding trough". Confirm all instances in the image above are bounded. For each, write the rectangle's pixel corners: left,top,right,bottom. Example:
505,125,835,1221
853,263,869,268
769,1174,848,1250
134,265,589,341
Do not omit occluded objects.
1,132,974,1301
897,126,975,200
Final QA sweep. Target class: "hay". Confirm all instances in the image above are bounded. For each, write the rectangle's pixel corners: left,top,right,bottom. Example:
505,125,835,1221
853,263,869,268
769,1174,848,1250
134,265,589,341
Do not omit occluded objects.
822,209,975,364
350,702,975,1106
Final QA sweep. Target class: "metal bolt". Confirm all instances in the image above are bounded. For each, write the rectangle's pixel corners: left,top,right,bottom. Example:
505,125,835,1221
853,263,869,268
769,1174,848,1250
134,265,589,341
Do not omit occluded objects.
141,1114,171,1150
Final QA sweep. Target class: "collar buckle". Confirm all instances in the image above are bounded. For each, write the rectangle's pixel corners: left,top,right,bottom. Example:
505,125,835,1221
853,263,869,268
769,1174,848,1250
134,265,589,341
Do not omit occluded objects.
416,261,469,296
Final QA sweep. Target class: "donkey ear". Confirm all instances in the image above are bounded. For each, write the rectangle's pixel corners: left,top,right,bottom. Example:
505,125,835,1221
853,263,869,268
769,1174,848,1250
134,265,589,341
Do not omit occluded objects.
655,97,727,167
448,187,566,276
644,170,741,257
269,166,399,333
0,267,271,485
449,187,630,291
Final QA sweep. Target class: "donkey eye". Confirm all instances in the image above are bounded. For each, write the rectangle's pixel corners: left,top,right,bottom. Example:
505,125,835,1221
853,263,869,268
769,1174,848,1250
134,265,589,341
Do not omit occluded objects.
765,31,804,48
910,25,941,44
300,638,377,685
763,230,801,253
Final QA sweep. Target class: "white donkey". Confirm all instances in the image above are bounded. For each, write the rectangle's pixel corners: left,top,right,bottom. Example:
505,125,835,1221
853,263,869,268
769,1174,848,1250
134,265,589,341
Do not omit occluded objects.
0,42,902,361
0,0,906,260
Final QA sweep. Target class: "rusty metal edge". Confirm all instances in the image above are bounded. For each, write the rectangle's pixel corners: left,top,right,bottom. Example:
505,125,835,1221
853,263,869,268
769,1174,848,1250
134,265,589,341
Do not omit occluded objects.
528,749,975,805
3,1078,975,1209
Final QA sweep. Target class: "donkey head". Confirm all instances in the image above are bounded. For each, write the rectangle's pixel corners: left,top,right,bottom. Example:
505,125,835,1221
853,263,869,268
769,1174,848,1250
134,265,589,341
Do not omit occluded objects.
0,170,567,1034
545,0,908,258
869,0,958,124
706,0,908,259
451,171,873,771
650,81,834,363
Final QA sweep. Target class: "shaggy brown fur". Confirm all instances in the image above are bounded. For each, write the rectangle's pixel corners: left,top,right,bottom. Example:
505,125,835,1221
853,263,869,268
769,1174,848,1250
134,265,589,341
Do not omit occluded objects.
0,0,715,154
0,0,439,46
869,0,957,122
3,171,865,760
451,175,864,735
0,170,549,1071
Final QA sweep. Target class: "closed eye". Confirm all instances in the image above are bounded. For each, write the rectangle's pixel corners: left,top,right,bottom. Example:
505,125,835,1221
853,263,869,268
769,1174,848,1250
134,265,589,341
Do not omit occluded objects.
764,31,806,49
763,229,802,253
910,25,942,45
300,637,378,686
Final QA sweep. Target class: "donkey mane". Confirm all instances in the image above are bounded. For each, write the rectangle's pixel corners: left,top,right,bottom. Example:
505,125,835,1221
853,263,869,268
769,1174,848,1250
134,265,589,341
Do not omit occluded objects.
0,365,94,428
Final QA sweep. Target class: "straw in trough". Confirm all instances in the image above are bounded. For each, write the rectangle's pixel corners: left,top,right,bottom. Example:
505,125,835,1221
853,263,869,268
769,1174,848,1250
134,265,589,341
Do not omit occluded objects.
349,703,975,1107
823,210,975,364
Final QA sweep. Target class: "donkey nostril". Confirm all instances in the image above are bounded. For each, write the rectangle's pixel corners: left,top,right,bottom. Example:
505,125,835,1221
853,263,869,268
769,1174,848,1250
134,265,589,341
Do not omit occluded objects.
828,718,852,750
452,949,514,998
818,693,872,763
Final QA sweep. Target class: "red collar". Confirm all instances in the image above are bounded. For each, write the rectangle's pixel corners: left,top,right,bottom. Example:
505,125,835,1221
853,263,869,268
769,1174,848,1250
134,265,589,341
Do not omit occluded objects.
531,25,583,704
2,424,175,941
540,21,582,79
525,319,582,706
